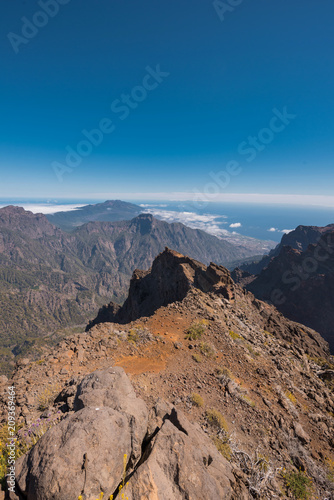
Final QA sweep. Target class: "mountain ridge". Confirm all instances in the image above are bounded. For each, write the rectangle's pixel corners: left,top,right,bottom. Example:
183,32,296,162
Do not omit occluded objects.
1,248,333,499
0,207,265,374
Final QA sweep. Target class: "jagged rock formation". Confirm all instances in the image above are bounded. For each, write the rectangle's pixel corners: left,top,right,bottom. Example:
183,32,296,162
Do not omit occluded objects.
87,248,235,327
239,223,334,275
87,248,328,358
244,230,334,351
14,367,243,500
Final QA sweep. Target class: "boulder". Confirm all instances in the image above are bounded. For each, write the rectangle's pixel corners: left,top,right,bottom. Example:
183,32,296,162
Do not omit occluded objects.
14,367,240,500
15,367,148,500
293,422,311,445
126,402,242,500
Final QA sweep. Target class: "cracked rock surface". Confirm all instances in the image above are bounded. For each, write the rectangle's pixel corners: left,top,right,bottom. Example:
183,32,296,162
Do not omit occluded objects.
15,367,244,500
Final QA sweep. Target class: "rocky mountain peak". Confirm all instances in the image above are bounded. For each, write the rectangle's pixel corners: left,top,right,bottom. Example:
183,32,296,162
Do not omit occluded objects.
279,223,334,252
87,247,235,328
0,205,57,238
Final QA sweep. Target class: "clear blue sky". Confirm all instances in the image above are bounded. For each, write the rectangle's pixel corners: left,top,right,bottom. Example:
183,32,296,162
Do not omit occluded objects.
1,0,333,201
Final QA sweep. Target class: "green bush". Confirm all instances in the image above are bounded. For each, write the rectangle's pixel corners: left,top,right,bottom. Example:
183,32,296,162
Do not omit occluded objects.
192,353,202,363
199,342,216,358
283,470,313,499
190,393,204,407
213,437,232,461
206,409,228,432
185,321,207,340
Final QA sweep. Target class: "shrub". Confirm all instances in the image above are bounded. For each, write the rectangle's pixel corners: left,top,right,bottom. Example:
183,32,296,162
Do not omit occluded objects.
216,366,233,386
245,344,260,356
199,342,216,358
213,436,232,460
206,409,228,432
325,457,334,482
216,367,232,378
190,393,204,407
283,470,313,499
240,395,256,408
229,330,242,340
286,391,297,405
192,353,202,363
37,383,61,411
185,321,207,340
127,326,152,345
127,328,140,344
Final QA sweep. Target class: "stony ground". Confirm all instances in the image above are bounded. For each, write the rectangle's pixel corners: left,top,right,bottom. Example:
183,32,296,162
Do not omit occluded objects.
1,282,334,498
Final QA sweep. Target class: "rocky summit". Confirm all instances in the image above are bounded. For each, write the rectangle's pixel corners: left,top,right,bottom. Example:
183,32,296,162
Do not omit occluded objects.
0,249,333,499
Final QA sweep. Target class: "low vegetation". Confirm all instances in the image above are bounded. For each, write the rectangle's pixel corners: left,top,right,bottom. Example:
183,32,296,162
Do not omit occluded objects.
190,393,204,407
282,469,314,499
127,326,153,345
192,353,202,363
213,436,232,461
199,341,216,358
185,320,208,340
229,330,242,340
37,384,61,411
0,412,62,488
206,409,228,432
285,391,297,405
240,395,256,408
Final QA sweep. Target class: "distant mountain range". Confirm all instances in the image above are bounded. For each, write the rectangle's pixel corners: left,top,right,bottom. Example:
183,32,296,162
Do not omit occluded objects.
233,224,334,351
46,199,141,231
46,199,275,257
0,205,265,373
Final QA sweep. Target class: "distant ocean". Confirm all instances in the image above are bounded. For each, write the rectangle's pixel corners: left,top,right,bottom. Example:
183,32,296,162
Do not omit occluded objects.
1,198,334,243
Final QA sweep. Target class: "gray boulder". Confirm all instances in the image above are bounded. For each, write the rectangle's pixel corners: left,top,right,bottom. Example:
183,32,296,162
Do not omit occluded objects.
14,367,242,500
16,367,148,500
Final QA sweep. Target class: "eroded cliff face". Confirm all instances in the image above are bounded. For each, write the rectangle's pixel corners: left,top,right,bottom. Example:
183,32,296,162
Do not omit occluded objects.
0,249,333,499
87,247,238,328
245,230,334,351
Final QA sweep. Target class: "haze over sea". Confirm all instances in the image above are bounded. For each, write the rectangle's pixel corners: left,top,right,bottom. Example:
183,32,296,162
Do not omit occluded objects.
1,198,334,244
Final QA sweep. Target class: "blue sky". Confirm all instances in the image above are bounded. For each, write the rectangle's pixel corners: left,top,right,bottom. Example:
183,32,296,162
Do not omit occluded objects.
1,0,334,202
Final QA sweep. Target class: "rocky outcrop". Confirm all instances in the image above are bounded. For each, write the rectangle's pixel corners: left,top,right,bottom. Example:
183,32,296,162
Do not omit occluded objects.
87,249,329,359
87,248,236,327
15,367,242,500
0,206,59,239
245,230,334,351
239,223,334,275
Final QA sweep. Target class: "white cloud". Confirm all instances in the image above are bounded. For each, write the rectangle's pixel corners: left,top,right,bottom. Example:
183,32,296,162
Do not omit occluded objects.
0,204,86,214
229,222,242,228
140,203,168,207
267,227,293,234
143,209,231,238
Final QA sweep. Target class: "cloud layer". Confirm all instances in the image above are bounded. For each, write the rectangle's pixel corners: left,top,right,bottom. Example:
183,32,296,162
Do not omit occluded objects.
0,204,86,214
